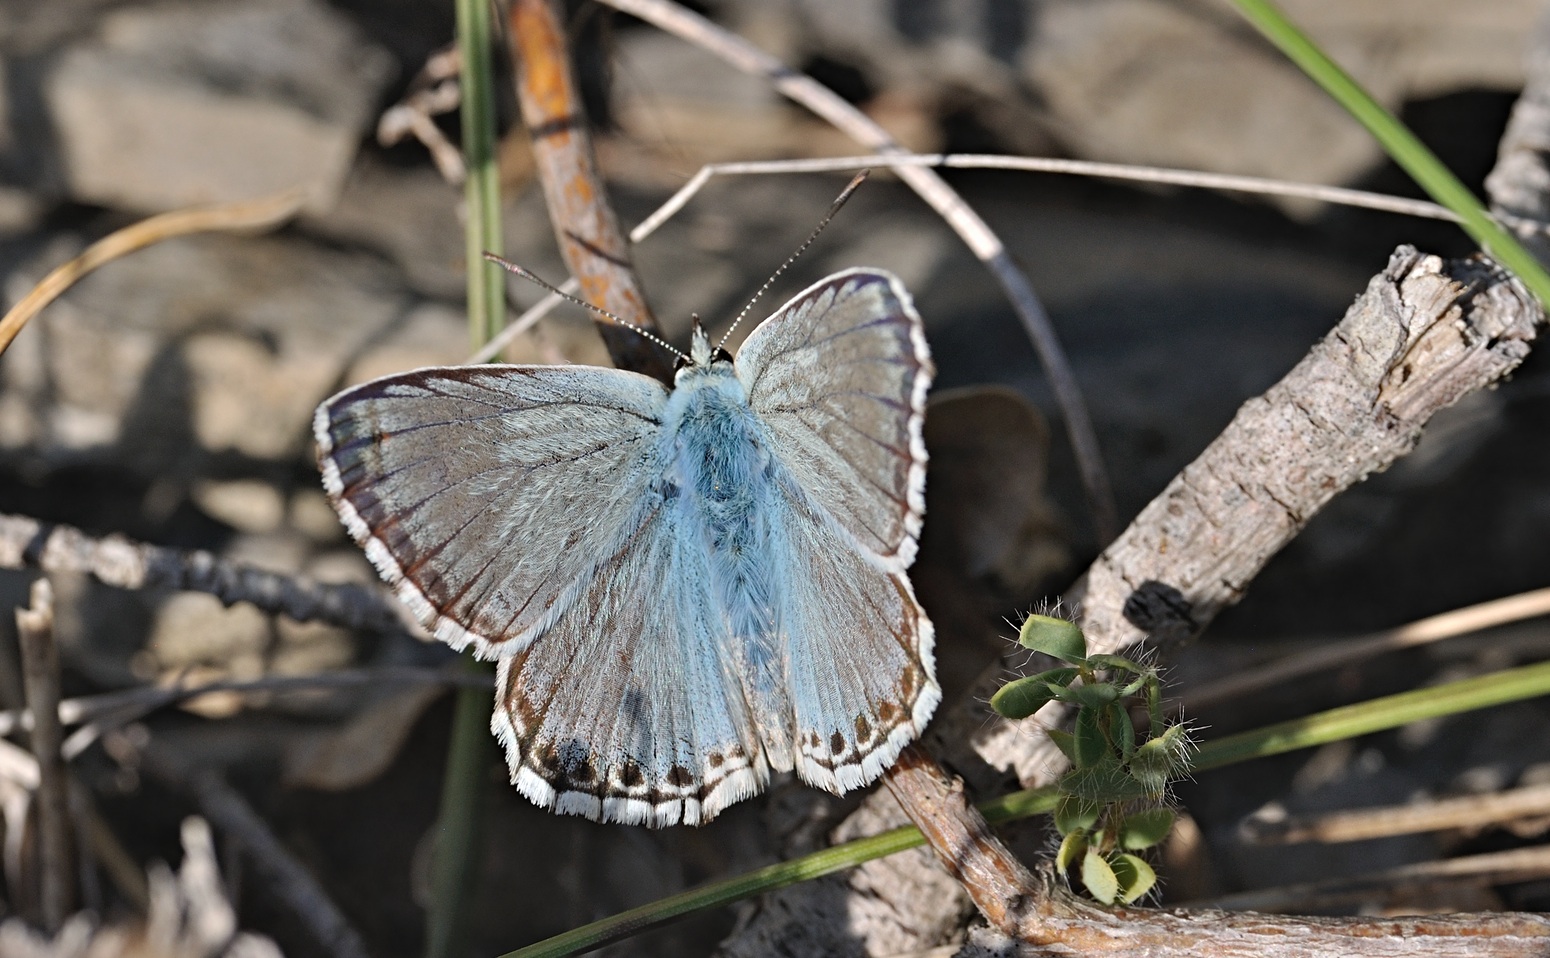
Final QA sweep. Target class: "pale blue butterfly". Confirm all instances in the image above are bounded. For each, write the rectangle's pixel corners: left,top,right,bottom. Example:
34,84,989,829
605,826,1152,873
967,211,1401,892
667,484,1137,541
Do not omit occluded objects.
313,268,938,826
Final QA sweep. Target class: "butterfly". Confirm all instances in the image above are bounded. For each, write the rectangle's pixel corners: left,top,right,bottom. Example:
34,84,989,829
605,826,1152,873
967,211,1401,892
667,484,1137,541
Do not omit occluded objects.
313,268,939,826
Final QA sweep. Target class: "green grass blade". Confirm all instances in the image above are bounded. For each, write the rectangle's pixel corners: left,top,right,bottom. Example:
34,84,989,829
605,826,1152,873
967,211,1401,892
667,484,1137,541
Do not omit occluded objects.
507,658,1550,958
498,824,928,958
427,0,504,955
1194,657,1550,771
459,0,505,350
1226,0,1550,309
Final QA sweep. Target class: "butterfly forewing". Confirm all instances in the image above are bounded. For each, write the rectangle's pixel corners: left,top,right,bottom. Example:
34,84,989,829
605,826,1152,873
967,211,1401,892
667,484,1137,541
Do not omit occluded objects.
493,499,768,827
314,365,668,657
735,269,932,570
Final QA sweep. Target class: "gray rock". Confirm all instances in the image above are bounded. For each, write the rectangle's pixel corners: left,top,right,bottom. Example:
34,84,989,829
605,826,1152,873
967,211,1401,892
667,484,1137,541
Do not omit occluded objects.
1,229,418,471
43,0,394,214
776,0,1539,185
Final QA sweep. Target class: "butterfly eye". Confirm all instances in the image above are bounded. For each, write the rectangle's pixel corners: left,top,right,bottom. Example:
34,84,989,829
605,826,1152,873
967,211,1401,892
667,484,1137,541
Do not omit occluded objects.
714,347,733,364
674,354,691,371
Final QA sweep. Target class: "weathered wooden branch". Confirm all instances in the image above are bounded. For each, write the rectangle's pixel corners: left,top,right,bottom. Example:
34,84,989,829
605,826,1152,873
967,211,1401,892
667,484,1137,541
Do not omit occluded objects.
959,902,1550,957
508,0,675,381
0,513,405,634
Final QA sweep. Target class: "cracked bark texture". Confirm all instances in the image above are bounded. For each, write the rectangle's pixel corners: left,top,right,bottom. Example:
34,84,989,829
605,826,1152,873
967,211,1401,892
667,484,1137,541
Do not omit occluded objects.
716,247,1544,956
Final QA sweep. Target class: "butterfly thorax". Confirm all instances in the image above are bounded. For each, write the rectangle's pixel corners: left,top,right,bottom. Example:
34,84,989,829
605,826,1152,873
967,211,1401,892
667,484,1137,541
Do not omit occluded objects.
663,362,771,547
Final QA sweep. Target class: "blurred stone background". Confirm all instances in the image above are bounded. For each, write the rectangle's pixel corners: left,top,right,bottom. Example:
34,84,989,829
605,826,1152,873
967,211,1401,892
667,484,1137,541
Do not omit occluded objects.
2,0,1550,955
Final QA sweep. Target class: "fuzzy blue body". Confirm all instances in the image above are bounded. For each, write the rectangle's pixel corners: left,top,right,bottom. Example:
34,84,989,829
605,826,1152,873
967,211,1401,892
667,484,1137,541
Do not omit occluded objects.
658,360,795,763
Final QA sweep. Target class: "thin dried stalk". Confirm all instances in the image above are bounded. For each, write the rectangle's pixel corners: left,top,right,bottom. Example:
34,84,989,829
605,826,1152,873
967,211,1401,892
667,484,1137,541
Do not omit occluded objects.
1242,781,1550,846
0,190,302,358
1187,586,1550,712
16,579,70,929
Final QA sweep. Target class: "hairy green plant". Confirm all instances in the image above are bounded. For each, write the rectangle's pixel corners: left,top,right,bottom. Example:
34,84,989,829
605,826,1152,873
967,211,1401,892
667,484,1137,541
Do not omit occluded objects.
992,614,1191,903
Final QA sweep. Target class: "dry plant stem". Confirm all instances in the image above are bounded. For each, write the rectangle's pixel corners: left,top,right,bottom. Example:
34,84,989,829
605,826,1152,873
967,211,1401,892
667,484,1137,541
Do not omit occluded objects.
0,513,403,634
140,744,370,958
508,0,674,381
16,578,70,928
1201,844,1550,914
1187,585,1550,711
1243,781,1550,846
598,0,1117,542
0,190,303,358
633,155,1457,240
964,901,1550,958
883,745,1040,936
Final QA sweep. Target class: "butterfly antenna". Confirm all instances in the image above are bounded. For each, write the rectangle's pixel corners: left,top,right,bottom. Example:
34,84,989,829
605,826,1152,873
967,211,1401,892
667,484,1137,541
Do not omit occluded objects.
716,169,870,352
483,253,687,361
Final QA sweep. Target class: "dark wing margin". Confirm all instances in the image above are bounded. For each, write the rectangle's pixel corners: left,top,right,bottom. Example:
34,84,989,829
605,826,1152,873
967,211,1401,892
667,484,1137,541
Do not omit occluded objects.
314,364,668,658
735,269,932,572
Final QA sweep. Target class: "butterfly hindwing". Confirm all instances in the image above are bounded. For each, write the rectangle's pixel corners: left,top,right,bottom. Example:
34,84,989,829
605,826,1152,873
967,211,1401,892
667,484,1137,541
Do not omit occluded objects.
314,365,668,657
735,269,932,571
493,499,768,826
769,480,940,793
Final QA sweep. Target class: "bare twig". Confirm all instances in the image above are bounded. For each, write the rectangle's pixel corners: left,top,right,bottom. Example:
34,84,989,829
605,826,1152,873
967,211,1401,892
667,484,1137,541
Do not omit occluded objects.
0,513,404,634
963,899,1550,958
1199,844,1550,914
140,743,370,958
0,666,480,762
0,191,303,358
1242,782,1550,846
882,745,1042,936
16,578,70,928
508,0,675,381
378,43,467,184
597,0,1118,542
1188,586,1550,712
632,155,1458,241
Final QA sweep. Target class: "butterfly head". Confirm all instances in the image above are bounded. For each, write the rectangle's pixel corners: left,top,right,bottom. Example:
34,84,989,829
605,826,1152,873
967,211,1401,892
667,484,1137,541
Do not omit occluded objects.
679,315,733,377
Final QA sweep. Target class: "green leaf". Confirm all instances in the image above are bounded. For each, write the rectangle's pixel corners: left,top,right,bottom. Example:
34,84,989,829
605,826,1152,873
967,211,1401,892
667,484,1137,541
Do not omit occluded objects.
1108,701,1135,760
1068,682,1121,710
1127,746,1172,796
1120,808,1176,850
1018,615,1087,663
1086,654,1145,675
1046,729,1076,762
1073,707,1108,767
1108,853,1158,904
1120,673,1152,697
1081,849,1119,904
990,676,1060,719
1029,667,1081,689
1055,830,1087,872
1053,794,1102,835
1065,757,1153,803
